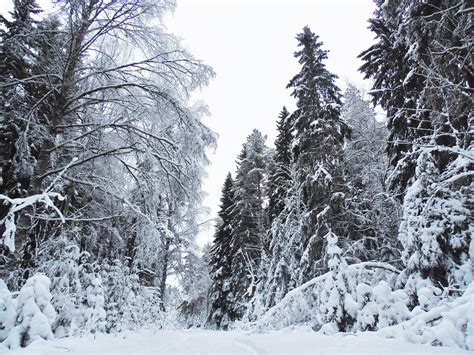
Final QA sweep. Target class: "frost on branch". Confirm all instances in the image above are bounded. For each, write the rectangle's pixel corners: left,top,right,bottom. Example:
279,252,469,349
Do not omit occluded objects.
0,192,65,253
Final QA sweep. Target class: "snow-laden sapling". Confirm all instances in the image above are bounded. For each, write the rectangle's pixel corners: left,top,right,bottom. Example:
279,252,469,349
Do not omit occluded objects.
3,274,56,348
317,231,357,333
79,260,106,334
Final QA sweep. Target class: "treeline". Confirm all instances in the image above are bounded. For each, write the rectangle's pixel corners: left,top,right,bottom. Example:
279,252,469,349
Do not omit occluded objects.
0,0,214,346
206,0,472,345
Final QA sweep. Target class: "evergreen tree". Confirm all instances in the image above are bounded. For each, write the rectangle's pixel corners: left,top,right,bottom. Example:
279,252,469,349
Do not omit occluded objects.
207,173,236,329
267,107,293,225
3,274,56,349
257,27,351,312
359,0,471,197
318,231,356,333
0,0,42,197
399,150,473,302
358,1,424,196
285,26,350,285
360,0,472,293
228,130,271,320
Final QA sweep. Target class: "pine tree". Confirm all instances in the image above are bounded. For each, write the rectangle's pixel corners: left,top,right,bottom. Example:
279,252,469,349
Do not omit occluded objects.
256,28,351,313
207,173,236,329
3,274,56,349
228,130,270,320
399,150,473,302
359,0,471,197
358,1,424,196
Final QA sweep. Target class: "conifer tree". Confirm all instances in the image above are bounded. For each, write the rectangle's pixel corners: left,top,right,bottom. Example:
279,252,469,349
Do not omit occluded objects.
360,0,472,293
267,107,293,225
0,0,42,197
207,173,235,329
318,231,356,333
228,130,271,320
285,26,350,285
257,28,351,312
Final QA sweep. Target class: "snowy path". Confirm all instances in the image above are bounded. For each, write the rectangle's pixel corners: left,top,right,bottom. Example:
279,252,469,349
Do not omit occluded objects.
5,328,469,354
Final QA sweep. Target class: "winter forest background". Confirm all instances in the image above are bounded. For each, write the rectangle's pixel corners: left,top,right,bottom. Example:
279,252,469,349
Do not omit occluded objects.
0,0,472,352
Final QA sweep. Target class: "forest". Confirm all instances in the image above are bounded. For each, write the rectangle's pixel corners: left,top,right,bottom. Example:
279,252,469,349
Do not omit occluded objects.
0,0,472,352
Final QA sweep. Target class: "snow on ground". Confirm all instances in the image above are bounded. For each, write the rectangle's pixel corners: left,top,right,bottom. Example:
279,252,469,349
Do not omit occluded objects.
3,328,470,354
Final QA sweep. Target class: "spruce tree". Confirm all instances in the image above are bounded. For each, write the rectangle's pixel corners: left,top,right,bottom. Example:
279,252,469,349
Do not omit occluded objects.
258,27,350,312
254,107,293,313
267,107,293,225
286,26,350,285
207,173,236,329
0,0,42,198
228,130,270,320
360,0,472,293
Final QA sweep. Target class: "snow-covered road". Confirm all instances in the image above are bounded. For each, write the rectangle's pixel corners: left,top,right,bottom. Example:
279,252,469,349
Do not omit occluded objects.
4,328,470,354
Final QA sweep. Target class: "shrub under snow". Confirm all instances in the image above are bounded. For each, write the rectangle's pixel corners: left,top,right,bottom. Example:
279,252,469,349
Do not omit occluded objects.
2,274,56,349
379,282,474,351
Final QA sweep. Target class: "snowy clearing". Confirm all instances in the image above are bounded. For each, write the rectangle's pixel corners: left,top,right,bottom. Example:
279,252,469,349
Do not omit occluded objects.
3,328,469,354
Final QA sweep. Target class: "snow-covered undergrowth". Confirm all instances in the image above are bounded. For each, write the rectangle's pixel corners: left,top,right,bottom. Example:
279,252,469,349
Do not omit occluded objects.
379,282,474,350
251,261,405,331
250,260,473,351
0,273,166,350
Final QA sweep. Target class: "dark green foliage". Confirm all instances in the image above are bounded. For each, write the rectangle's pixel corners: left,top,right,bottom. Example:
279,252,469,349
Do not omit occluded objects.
207,173,236,328
228,130,270,320
267,107,293,225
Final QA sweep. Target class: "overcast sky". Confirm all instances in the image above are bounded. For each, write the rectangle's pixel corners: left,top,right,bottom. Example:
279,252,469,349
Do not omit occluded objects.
164,0,376,246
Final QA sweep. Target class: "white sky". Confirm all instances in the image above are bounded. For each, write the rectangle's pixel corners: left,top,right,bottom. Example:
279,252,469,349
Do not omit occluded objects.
164,0,376,246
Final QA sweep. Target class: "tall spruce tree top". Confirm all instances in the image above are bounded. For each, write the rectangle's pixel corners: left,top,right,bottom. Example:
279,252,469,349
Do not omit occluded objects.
288,26,349,182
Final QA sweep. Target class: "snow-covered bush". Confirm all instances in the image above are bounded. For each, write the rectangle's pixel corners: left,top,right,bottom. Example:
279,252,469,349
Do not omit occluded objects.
3,274,56,349
379,282,474,351
355,283,377,331
37,236,84,337
0,279,16,342
253,260,401,332
355,280,410,332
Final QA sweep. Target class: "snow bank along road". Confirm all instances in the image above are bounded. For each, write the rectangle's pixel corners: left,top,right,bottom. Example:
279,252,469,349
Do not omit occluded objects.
4,328,470,354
